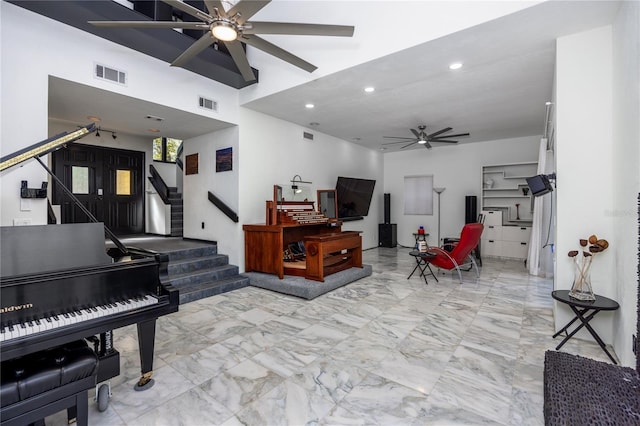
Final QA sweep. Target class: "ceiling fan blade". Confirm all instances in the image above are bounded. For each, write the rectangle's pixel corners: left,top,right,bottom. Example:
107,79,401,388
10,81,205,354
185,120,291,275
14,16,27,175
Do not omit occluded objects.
381,139,416,145
410,128,420,138
225,40,257,81
203,0,227,18
383,136,416,140
161,0,213,22
431,132,470,139
228,0,272,25
401,141,418,149
171,32,216,67
242,35,316,72
245,22,354,37
426,127,452,138
430,140,459,143
424,141,433,149
89,21,208,30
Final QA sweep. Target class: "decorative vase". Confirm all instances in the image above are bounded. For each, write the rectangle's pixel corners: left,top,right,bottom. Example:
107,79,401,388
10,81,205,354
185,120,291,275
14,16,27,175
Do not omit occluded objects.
568,256,595,301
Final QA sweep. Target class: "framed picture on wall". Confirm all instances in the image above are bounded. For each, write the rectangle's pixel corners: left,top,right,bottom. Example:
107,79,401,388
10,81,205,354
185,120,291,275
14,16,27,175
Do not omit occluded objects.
185,153,199,175
216,147,232,172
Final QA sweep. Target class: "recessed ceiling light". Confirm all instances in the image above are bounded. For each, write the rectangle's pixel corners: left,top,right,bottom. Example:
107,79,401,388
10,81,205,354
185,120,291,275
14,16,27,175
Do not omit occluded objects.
305,103,315,109
145,115,164,122
309,122,320,126
148,128,161,133
449,62,463,70
87,116,101,122
364,87,375,93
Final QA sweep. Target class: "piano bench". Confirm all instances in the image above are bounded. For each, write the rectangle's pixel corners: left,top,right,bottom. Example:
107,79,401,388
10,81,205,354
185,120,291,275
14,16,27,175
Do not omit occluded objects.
0,340,98,426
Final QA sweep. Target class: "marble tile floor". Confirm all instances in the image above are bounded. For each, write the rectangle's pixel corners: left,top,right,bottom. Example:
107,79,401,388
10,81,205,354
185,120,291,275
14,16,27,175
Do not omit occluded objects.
45,247,618,425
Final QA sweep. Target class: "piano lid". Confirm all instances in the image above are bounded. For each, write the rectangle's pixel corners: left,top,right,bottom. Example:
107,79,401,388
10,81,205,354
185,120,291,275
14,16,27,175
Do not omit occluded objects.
1,223,112,277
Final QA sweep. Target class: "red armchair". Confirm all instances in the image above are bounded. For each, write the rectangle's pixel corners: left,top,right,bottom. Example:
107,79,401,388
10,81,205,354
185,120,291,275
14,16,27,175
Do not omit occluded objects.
428,223,484,283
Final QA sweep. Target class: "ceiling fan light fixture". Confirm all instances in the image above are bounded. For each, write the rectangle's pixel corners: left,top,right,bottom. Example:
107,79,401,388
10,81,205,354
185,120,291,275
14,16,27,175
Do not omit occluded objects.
211,20,238,41
418,139,427,144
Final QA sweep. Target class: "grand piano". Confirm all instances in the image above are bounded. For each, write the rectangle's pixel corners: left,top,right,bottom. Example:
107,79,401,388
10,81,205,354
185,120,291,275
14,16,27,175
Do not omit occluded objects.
0,124,179,391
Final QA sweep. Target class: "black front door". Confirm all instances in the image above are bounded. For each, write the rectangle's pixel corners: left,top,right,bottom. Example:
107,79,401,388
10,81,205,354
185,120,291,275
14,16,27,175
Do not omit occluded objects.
52,145,145,235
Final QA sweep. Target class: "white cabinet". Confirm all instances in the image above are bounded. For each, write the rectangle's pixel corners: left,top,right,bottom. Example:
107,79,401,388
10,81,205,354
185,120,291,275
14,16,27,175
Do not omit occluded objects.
480,210,531,260
482,162,537,223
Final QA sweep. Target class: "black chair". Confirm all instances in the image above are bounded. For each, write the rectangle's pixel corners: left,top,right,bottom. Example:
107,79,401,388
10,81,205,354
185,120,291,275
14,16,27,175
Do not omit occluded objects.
1,340,98,426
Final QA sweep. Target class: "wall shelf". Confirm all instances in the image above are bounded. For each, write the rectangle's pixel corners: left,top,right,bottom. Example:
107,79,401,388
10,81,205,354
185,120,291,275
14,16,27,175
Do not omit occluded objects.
482,162,537,224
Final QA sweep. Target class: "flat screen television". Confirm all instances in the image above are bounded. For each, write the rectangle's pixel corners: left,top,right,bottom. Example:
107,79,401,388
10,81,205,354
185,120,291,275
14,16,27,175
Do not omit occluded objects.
335,176,376,220
526,174,553,197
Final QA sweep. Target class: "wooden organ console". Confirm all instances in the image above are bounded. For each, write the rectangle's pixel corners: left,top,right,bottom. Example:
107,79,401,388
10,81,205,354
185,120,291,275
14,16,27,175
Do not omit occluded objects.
243,189,362,281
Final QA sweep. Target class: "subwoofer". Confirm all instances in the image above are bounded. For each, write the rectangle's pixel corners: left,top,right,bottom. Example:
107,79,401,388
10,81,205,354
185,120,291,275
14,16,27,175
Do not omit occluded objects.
379,223,397,248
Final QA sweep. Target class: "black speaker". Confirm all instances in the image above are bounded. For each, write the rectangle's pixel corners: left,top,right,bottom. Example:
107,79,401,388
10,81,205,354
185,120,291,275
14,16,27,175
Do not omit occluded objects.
379,224,397,248
465,196,477,224
383,193,391,224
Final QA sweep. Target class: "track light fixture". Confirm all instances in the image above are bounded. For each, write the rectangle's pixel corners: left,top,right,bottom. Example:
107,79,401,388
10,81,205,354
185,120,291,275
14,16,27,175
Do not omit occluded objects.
92,127,119,140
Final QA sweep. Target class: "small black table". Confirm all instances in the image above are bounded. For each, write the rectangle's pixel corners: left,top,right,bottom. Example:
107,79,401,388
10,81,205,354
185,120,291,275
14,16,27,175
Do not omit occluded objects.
551,290,620,364
408,250,438,285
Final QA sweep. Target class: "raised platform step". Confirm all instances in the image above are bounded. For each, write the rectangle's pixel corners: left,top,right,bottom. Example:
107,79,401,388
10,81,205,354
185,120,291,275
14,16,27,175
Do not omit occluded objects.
178,276,249,304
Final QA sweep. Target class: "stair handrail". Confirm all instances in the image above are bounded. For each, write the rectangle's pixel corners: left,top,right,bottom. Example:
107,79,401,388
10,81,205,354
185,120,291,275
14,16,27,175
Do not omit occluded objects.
176,144,184,170
148,164,171,204
208,191,239,223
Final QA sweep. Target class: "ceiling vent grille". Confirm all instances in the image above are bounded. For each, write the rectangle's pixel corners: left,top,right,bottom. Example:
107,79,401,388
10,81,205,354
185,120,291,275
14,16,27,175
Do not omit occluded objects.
198,96,218,112
303,131,314,141
94,63,126,85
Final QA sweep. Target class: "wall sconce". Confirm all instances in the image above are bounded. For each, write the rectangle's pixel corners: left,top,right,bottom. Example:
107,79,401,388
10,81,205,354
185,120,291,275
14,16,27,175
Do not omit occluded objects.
290,174,312,194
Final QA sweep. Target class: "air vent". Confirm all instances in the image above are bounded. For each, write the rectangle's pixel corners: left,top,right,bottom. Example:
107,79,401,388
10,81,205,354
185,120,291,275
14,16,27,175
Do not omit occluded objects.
94,63,126,85
303,131,314,141
198,96,218,112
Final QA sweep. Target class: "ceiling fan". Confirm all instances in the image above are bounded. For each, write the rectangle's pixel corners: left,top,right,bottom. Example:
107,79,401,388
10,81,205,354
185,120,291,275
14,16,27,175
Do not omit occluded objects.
382,125,470,150
89,0,354,82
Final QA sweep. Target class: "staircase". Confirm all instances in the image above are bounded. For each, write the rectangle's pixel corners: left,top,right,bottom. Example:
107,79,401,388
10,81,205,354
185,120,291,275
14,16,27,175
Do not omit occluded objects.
168,187,183,237
165,242,249,304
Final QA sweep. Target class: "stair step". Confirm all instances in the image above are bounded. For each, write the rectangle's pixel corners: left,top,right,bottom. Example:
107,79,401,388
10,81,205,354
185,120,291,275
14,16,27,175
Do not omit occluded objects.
178,276,250,304
170,264,239,288
165,245,217,261
168,254,229,276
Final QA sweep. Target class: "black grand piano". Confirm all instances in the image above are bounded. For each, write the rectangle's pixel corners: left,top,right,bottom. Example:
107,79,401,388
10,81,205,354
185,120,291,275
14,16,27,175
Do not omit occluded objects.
0,223,179,391
0,124,179,396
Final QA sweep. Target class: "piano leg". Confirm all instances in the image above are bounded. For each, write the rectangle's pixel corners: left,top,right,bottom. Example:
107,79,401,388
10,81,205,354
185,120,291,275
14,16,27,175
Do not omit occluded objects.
135,319,157,391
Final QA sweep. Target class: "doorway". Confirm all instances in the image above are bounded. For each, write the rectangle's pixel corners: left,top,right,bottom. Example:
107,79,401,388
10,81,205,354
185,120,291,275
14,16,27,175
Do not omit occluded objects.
52,144,145,235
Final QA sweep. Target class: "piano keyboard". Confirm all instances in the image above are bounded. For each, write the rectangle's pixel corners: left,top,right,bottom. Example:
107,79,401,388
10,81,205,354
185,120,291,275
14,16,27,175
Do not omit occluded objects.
0,295,158,342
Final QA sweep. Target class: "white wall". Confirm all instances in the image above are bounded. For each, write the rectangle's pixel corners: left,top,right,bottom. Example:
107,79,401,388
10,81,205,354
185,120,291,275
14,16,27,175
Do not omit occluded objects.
237,108,384,270
383,136,540,248
0,2,238,226
611,0,640,367
182,126,240,263
555,25,617,351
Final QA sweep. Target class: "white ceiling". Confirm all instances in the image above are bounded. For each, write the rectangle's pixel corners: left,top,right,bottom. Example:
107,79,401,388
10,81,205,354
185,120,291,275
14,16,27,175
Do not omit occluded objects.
47,1,621,151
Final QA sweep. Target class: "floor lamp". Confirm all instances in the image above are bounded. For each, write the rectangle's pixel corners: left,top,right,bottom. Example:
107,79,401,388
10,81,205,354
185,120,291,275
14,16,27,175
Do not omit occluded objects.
433,187,446,246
